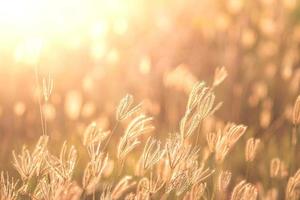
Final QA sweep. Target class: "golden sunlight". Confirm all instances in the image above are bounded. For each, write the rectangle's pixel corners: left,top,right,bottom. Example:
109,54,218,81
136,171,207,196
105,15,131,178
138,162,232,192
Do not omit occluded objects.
0,0,135,69
0,0,300,199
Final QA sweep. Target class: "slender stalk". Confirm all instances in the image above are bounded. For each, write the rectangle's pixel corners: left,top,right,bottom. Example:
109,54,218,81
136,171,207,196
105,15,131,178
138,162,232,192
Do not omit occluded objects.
44,102,48,135
92,190,95,200
102,121,120,152
114,154,126,180
210,155,221,200
211,168,218,200
194,121,203,147
289,125,298,174
246,162,251,181
118,159,125,177
34,65,46,136
291,125,298,173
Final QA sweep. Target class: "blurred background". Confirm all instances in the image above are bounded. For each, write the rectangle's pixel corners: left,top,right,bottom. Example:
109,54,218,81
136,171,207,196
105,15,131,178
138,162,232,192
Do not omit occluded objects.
0,0,299,179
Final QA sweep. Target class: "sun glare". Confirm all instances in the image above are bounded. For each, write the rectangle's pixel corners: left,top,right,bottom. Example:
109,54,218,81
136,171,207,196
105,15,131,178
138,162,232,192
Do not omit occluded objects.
0,0,300,199
0,0,54,33
0,0,133,68
0,0,131,34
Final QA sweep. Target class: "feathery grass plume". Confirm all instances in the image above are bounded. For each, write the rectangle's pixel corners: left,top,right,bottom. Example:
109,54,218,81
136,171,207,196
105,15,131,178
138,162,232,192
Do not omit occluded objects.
12,148,33,181
100,185,113,200
45,142,77,182
137,177,151,196
293,95,300,125
155,159,172,183
86,139,103,163
218,170,232,192
183,183,206,200
83,124,110,161
117,115,154,162
188,162,215,186
124,193,144,200
245,138,261,162
136,179,151,199
215,123,247,163
82,136,108,195
270,158,281,178
195,86,223,120
82,152,108,193
165,135,193,170
231,180,258,200
34,173,82,200
147,174,166,194
167,163,211,196
186,82,206,112
242,184,258,200
42,73,54,102
206,130,221,153
0,172,19,200
140,137,165,172
101,183,138,200
116,94,142,121
180,82,222,141
213,66,228,87
83,122,110,147
34,175,61,200
166,169,190,196
214,143,230,164
224,123,248,146
86,138,103,161
286,169,300,200
118,137,140,167
230,180,247,199
32,135,49,177
179,148,201,172
137,174,165,195
111,176,136,199
180,113,202,141
12,136,48,181
33,135,49,154
125,191,149,200
124,193,136,200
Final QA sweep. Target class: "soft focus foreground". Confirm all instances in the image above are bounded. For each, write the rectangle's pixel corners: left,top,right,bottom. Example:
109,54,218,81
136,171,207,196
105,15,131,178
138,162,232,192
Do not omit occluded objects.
0,0,300,199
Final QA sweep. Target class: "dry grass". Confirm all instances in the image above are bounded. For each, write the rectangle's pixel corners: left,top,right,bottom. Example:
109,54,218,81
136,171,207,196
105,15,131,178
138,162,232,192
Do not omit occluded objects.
0,2,300,198
0,66,299,200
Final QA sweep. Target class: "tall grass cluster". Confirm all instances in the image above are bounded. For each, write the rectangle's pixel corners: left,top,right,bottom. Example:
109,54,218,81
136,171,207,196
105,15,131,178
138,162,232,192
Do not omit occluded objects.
0,67,299,200
0,0,300,199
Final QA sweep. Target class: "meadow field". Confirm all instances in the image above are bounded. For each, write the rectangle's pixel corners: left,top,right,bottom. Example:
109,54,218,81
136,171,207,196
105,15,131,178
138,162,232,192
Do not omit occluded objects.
0,0,300,199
